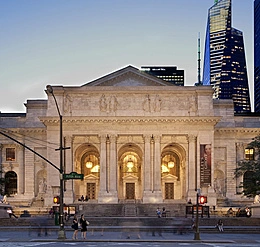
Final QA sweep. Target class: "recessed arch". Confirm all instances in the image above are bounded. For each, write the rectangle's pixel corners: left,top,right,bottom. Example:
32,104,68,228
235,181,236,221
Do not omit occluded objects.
4,171,17,196
118,143,143,201
161,143,186,200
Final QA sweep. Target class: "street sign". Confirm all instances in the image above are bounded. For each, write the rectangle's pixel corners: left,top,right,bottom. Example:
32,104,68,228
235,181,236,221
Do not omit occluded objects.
63,172,84,180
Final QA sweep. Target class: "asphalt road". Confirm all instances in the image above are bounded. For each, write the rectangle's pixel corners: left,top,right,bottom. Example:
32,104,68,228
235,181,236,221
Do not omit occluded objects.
0,228,260,246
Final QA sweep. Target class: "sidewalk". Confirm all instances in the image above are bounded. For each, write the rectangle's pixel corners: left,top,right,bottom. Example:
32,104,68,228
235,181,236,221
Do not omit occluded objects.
0,228,260,243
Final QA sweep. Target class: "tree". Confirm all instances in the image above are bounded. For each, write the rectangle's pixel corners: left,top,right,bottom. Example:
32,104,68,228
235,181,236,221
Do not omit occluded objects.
234,134,260,197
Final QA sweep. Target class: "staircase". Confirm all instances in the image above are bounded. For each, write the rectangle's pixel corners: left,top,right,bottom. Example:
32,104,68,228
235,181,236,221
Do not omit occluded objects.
124,204,137,216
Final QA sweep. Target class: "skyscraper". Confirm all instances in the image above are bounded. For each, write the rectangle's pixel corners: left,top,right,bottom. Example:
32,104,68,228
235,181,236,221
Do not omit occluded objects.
140,66,184,86
203,0,251,113
255,0,260,113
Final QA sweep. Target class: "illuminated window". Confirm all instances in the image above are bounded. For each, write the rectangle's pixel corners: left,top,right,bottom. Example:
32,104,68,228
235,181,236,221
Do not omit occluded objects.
6,148,15,161
245,148,254,160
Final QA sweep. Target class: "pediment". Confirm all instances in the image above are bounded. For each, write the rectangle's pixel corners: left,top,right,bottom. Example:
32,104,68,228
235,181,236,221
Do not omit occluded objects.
81,65,174,87
122,173,139,181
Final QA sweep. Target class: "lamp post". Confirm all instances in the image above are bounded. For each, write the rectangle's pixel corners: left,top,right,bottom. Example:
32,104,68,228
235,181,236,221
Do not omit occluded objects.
46,85,66,239
194,189,200,240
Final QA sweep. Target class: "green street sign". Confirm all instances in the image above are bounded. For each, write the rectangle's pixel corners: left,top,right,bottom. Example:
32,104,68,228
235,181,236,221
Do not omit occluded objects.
63,172,84,180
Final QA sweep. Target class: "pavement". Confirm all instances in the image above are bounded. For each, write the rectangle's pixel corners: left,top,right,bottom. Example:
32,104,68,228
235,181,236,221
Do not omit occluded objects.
0,226,260,243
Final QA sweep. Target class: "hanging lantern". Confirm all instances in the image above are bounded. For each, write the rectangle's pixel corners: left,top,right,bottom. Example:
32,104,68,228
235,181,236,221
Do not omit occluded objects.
168,160,175,168
86,156,93,168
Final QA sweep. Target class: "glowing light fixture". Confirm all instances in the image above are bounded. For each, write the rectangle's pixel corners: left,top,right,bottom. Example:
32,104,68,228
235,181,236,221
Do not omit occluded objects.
127,158,134,170
168,160,175,168
86,156,93,169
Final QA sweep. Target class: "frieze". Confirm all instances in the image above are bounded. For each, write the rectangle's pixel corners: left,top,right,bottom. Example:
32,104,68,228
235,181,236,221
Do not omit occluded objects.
60,92,199,116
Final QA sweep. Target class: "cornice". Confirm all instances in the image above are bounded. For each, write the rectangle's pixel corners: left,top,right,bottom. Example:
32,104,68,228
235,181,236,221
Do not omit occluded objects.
215,128,260,134
40,116,221,125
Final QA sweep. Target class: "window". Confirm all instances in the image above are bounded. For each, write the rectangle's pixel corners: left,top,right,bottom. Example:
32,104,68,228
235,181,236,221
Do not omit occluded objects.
6,148,15,161
245,148,254,160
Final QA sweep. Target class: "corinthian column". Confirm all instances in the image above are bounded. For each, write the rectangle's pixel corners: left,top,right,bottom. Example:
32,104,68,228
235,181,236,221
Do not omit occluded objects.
187,134,197,199
143,135,151,191
148,135,162,202
99,135,107,193
235,142,244,194
109,135,117,193
98,134,118,203
153,135,161,191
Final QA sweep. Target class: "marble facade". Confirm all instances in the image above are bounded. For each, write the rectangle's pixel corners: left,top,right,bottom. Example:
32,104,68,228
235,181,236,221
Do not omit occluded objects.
0,66,259,207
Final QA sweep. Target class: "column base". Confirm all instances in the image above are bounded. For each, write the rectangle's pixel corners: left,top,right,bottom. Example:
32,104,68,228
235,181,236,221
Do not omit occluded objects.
98,191,118,203
143,191,163,203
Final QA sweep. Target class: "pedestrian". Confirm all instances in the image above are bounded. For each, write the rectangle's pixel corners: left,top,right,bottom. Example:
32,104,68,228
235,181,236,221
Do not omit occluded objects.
216,219,224,232
7,208,18,218
72,215,79,240
156,207,161,218
227,207,234,217
162,207,166,217
49,208,54,218
81,195,84,201
80,214,89,239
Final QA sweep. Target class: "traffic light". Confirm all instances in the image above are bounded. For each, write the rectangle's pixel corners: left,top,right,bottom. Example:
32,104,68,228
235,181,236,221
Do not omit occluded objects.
53,196,60,204
199,195,207,204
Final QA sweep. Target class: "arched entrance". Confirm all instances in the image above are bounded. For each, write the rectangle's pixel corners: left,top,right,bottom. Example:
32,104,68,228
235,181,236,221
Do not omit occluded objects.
4,171,17,196
118,144,142,201
161,144,186,200
74,144,100,201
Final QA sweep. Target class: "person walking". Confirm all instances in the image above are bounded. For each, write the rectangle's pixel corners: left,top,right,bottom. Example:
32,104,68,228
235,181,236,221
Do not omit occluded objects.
7,208,18,218
72,215,79,240
216,219,224,232
80,214,89,240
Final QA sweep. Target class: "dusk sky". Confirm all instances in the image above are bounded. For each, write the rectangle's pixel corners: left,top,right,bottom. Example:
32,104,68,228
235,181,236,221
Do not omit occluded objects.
0,0,254,112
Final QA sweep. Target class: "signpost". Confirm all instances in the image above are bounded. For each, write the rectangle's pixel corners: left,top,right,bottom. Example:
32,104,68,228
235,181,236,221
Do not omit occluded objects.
63,172,84,180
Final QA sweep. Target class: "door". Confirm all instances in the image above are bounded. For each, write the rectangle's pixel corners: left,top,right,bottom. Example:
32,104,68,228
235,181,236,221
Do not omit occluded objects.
125,183,135,199
86,183,96,199
165,182,174,199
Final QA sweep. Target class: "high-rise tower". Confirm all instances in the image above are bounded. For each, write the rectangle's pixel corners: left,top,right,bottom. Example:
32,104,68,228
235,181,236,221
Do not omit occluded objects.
255,0,260,112
203,0,251,113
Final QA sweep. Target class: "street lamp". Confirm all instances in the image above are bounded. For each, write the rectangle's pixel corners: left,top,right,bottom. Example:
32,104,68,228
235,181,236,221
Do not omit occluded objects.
194,189,200,240
46,85,66,239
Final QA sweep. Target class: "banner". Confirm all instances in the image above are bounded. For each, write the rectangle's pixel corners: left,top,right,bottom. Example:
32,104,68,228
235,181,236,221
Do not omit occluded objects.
200,144,211,186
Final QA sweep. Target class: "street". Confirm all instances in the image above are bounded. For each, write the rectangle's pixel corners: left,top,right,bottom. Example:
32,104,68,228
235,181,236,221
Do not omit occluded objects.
0,229,260,247
0,242,260,247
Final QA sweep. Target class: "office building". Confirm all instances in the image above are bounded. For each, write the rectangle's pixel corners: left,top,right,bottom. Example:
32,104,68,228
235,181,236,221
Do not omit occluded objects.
255,0,260,112
140,66,184,86
203,0,251,114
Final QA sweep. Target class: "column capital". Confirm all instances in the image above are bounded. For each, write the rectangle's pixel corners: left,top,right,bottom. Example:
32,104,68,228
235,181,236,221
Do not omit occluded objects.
99,134,107,143
153,135,161,143
143,135,151,143
65,135,73,143
236,142,245,150
187,134,197,143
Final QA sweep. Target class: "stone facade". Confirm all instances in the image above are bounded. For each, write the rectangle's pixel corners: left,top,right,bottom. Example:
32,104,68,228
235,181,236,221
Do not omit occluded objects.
0,66,259,208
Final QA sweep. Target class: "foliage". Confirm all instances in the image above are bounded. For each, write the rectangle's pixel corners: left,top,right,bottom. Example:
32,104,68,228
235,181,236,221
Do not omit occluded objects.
234,134,260,197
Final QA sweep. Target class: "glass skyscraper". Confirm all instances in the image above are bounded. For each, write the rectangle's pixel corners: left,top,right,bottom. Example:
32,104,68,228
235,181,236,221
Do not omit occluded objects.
140,66,184,86
255,0,260,113
203,0,251,113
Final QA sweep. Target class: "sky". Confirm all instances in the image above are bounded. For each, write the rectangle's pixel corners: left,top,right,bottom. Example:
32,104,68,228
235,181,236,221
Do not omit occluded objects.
0,0,254,112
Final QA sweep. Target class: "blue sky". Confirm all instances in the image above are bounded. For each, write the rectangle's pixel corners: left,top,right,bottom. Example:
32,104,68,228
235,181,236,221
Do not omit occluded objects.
0,0,254,112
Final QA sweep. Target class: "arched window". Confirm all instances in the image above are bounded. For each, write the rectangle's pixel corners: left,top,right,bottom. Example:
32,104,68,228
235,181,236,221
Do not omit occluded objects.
4,171,17,196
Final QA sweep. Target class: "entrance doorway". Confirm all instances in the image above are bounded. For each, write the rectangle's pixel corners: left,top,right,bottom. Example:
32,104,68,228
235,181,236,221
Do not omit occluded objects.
165,182,174,199
87,183,96,199
126,183,135,199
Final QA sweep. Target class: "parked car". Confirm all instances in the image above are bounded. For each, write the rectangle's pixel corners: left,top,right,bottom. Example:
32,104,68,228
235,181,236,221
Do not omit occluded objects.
236,207,251,217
